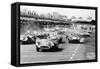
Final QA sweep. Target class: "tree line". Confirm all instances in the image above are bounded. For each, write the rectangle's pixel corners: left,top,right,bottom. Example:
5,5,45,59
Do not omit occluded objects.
20,8,93,21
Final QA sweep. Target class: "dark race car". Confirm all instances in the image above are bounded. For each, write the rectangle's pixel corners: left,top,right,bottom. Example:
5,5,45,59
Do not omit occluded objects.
68,34,84,43
20,35,36,44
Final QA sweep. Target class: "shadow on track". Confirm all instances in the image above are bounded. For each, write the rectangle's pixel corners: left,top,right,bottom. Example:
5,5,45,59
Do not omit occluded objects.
41,48,64,52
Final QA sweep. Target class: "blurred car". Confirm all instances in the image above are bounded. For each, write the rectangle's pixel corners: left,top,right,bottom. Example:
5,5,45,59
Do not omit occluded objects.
48,32,61,45
67,28,90,38
35,35,56,52
20,33,36,44
79,31,90,37
68,34,84,43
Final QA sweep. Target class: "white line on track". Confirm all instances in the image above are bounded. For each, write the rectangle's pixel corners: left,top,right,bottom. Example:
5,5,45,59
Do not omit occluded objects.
69,44,81,61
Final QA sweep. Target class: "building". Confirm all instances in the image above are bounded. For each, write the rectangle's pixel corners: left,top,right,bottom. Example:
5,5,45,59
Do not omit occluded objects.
72,20,96,33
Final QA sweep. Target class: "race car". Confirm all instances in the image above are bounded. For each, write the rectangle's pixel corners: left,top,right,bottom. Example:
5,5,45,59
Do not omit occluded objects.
66,28,90,38
48,32,61,44
79,31,90,37
68,33,84,43
35,35,56,52
20,33,36,44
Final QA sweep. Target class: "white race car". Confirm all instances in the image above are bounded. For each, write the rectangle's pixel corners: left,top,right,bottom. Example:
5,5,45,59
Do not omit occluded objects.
35,35,55,52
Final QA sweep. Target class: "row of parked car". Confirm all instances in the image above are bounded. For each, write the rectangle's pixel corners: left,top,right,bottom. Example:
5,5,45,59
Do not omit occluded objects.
20,29,90,52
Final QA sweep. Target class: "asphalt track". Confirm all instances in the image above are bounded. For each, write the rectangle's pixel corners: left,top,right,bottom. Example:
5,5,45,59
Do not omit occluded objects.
20,41,91,64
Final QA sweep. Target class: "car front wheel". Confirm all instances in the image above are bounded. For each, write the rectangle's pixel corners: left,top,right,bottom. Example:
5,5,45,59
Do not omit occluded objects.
36,46,43,52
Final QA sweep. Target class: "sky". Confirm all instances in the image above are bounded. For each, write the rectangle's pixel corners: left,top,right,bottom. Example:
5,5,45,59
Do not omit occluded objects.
20,5,95,20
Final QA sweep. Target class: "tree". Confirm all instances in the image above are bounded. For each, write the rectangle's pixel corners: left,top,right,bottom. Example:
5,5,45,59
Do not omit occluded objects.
87,16,92,20
71,16,77,19
52,12,59,19
20,8,28,17
78,17,83,20
40,14,45,19
32,12,38,17
47,13,53,19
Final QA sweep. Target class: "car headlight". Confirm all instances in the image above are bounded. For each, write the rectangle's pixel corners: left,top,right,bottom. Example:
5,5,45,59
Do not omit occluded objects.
72,37,77,39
